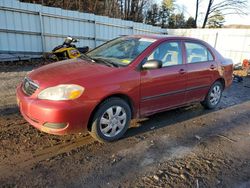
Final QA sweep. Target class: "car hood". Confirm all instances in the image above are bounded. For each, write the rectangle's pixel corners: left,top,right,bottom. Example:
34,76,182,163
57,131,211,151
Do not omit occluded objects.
28,58,116,87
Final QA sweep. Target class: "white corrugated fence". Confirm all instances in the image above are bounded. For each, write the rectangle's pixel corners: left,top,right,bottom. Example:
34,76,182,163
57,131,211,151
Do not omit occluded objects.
0,0,250,64
0,0,166,54
168,29,250,64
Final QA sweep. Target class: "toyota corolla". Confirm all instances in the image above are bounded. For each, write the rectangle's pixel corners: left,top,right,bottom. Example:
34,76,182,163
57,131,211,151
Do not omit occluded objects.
16,35,233,142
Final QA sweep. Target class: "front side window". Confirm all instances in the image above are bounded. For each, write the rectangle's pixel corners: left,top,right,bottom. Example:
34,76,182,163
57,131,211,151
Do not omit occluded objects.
185,42,214,63
87,37,156,66
147,42,183,67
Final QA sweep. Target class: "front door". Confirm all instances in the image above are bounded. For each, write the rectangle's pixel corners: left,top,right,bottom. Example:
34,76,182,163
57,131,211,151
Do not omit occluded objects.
140,41,187,116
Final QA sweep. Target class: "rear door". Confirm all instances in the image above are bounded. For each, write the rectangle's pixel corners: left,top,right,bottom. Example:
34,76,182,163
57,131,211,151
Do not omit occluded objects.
140,41,187,116
184,41,218,103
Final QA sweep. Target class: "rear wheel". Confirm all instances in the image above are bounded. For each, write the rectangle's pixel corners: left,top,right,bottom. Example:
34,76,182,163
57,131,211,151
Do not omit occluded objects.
201,81,223,109
89,97,131,143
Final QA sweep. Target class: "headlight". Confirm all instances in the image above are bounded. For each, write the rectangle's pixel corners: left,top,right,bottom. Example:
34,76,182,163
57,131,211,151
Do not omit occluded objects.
38,84,84,101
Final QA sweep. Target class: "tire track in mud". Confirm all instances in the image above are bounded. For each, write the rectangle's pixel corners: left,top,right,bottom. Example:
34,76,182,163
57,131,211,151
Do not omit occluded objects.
77,103,250,187
0,121,27,132
2,99,250,181
0,134,95,178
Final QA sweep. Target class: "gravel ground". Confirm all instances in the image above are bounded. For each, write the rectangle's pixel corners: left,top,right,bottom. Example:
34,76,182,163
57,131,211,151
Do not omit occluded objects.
0,61,44,112
0,63,250,187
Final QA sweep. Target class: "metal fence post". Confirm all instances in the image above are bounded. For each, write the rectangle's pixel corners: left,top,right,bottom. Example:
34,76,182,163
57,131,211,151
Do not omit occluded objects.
94,20,97,48
214,32,218,49
39,11,45,52
130,26,134,35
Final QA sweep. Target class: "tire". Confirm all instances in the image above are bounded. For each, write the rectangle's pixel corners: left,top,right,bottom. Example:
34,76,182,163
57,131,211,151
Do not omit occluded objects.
89,97,131,143
201,81,223,109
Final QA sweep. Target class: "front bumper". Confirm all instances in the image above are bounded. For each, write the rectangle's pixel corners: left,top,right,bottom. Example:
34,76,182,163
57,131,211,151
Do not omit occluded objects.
16,85,93,135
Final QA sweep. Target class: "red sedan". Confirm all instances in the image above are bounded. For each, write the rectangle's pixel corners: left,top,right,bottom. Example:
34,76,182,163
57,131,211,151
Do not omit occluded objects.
16,35,233,142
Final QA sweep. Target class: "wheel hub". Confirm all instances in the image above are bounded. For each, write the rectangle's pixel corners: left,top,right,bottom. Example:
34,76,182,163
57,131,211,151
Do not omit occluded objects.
99,106,127,137
210,85,221,105
111,118,118,125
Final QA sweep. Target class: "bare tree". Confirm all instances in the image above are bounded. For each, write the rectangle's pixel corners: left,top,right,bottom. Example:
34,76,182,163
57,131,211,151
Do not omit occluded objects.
194,0,201,28
202,0,248,28
19,0,151,25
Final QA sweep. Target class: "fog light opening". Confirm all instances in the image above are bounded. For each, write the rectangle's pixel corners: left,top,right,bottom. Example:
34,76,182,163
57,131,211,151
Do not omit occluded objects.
43,122,67,129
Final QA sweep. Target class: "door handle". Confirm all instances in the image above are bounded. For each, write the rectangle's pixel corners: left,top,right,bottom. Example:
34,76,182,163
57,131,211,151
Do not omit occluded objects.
210,64,216,69
179,69,186,74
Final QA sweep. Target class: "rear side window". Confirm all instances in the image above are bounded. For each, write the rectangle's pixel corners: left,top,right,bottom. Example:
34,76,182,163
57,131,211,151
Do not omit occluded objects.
185,42,213,63
148,42,182,67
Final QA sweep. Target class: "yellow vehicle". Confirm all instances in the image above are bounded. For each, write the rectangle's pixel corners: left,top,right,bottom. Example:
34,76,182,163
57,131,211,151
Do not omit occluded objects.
49,36,89,61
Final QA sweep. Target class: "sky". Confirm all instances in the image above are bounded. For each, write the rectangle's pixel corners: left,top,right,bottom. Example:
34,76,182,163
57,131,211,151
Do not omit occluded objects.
157,0,250,26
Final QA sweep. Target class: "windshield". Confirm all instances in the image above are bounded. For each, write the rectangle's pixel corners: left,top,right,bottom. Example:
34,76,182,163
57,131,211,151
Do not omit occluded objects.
87,37,156,66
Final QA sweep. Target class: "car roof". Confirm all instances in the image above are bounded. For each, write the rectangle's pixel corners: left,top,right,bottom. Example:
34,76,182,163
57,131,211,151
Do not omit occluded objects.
127,34,203,42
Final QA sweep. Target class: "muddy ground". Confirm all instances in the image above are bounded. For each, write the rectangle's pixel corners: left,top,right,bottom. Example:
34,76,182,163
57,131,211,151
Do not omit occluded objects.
0,63,250,188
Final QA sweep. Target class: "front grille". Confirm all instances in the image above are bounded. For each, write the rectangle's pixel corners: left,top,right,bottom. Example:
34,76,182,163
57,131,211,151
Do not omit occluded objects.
22,77,39,96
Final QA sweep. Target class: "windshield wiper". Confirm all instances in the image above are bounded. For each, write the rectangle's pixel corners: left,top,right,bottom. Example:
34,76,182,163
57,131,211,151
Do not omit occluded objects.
92,57,119,67
79,54,95,62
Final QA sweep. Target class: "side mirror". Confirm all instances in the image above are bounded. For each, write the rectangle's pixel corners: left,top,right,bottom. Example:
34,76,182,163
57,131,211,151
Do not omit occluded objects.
142,59,162,70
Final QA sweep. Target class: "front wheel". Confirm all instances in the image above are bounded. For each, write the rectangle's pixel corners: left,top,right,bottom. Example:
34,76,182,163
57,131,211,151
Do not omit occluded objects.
89,98,131,143
201,81,223,109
